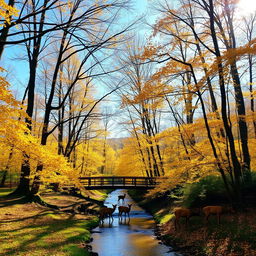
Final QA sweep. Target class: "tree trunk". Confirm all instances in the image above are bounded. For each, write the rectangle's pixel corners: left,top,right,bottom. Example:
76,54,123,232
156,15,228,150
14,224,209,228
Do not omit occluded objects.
249,55,256,138
230,62,250,174
15,156,31,195
0,148,13,187
0,0,15,58
128,108,150,176
0,171,7,187
221,0,250,178
16,0,47,196
208,0,242,200
16,59,37,195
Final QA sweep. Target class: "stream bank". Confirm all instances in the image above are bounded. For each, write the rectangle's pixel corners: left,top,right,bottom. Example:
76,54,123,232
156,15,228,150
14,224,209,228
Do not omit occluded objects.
127,189,206,256
126,190,206,256
128,189,256,256
90,189,181,256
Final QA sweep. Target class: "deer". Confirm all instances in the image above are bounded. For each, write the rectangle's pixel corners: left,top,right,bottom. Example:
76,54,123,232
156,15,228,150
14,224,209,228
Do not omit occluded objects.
202,205,234,224
99,204,117,222
174,207,201,230
118,193,126,203
118,204,132,218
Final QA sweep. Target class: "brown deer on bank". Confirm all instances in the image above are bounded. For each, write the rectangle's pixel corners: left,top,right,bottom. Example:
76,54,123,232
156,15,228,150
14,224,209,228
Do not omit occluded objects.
118,193,126,203
118,204,132,218
203,205,234,224
174,207,201,230
99,204,117,222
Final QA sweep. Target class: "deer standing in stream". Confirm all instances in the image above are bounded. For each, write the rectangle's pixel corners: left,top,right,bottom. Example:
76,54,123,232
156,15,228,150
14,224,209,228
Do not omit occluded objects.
118,193,126,203
118,204,132,218
99,204,117,222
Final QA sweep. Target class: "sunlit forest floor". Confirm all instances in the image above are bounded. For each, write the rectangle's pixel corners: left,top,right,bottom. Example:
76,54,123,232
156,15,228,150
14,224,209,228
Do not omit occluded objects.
0,189,104,256
159,210,256,256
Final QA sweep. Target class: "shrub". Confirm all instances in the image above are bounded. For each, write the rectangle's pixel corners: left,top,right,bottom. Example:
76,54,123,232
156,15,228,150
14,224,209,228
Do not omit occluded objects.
179,175,227,207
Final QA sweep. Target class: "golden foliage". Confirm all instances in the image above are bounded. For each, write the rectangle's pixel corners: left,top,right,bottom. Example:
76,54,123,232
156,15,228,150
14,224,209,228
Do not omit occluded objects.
0,0,18,25
0,69,80,186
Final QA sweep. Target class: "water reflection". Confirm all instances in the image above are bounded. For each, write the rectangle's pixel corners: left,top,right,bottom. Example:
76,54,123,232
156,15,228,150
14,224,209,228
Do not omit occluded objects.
90,189,180,256
118,217,130,225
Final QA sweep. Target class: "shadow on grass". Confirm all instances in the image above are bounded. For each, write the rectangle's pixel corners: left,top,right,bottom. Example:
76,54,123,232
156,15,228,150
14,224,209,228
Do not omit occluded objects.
0,212,98,256
0,192,100,256
0,187,15,196
0,208,64,224
0,194,29,208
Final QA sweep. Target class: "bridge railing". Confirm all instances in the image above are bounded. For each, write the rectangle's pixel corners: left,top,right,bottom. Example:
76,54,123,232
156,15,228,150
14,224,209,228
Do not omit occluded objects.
79,176,162,188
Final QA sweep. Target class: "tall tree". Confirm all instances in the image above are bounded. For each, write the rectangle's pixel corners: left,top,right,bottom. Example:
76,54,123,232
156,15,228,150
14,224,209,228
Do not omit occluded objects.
29,0,131,195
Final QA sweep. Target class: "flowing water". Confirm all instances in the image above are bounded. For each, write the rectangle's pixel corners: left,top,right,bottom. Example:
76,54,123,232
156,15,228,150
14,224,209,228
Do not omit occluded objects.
90,189,181,256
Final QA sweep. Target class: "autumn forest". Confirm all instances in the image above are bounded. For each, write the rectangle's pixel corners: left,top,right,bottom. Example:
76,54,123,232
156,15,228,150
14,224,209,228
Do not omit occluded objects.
1,0,256,255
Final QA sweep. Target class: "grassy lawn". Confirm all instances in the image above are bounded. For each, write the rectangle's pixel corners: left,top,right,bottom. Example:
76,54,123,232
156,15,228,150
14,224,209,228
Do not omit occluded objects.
0,190,102,256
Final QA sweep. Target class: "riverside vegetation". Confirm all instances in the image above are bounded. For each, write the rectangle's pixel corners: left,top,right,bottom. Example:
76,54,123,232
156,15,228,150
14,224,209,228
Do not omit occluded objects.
128,175,256,256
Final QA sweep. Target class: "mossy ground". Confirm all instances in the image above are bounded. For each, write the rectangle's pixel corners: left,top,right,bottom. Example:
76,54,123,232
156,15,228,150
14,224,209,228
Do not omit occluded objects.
0,188,104,256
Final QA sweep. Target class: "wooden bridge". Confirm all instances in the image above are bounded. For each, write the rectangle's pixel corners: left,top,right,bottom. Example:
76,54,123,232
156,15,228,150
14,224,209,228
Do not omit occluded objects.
78,176,162,190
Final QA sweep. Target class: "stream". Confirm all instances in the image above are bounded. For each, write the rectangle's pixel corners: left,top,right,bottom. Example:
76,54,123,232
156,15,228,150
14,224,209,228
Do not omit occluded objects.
90,189,181,256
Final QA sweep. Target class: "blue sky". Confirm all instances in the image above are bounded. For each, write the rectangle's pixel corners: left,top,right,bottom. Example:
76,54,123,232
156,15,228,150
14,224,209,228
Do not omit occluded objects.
1,0,151,99
1,0,155,138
